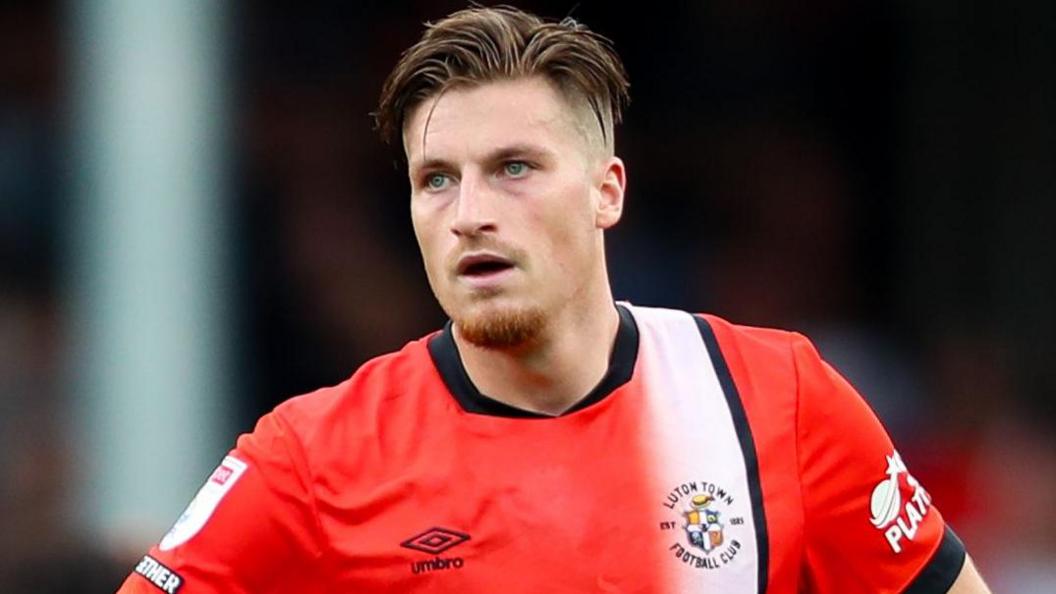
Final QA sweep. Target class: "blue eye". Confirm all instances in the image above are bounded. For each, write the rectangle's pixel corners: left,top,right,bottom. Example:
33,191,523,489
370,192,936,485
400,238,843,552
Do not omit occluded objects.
426,174,449,190
504,162,529,177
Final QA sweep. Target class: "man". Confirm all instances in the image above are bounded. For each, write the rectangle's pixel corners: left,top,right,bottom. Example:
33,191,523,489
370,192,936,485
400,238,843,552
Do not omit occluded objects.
116,6,991,593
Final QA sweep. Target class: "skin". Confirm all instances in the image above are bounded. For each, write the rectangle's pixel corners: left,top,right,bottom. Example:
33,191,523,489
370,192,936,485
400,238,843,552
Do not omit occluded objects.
948,556,991,594
404,75,625,416
401,74,992,593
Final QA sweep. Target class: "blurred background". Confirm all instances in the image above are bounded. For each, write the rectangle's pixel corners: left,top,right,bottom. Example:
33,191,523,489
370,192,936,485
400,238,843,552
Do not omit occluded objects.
1,0,1053,591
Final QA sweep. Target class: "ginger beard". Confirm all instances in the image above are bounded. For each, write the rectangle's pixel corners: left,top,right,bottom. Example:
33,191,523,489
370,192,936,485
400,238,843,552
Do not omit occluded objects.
443,241,548,350
454,300,546,350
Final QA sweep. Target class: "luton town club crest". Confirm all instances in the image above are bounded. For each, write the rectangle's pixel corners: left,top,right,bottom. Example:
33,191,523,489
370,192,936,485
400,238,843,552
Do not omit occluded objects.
684,494,724,552
659,481,745,570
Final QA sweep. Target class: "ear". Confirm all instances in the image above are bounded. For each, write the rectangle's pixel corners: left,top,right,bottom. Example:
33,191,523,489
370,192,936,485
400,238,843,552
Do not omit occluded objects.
594,156,626,230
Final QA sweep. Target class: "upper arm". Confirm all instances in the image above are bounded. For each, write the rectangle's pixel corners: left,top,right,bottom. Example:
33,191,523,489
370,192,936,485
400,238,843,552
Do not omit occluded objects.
114,412,325,594
792,333,968,593
947,556,992,594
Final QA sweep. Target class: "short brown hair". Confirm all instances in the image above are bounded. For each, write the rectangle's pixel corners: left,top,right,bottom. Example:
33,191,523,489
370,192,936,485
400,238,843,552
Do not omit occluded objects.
374,5,630,150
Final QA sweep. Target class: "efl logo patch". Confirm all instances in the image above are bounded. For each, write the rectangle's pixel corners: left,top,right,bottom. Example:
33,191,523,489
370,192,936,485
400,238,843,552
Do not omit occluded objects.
210,465,235,485
134,555,183,593
159,456,248,551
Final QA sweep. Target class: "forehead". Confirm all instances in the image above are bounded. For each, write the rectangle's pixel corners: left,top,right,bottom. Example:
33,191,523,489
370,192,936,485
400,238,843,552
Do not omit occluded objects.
403,77,586,167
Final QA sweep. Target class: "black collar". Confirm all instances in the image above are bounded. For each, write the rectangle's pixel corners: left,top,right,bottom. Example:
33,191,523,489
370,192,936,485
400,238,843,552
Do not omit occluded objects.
427,304,639,418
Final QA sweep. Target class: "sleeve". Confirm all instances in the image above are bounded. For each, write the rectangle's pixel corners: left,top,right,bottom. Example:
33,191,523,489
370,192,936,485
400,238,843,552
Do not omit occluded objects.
114,411,327,594
792,333,966,594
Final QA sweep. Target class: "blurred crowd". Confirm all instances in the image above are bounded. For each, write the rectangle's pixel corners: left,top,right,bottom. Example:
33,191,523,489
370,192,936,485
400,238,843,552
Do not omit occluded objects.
2,1,1053,592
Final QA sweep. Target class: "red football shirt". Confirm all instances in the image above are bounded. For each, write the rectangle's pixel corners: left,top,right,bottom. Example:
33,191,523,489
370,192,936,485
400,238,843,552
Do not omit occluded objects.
116,304,964,593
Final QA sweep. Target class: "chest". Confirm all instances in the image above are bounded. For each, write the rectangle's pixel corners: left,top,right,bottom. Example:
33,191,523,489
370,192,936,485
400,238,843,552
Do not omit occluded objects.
316,410,768,593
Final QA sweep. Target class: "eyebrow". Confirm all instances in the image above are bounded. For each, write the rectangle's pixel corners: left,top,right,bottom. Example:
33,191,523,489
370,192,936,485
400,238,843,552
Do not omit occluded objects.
409,143,556,178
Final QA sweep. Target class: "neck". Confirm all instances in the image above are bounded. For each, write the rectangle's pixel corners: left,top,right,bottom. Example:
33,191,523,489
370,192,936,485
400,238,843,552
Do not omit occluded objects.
453,291,621,417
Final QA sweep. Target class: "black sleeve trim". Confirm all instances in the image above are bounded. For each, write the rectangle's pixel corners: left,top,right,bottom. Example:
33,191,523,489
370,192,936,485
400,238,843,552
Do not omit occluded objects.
903,525,967,594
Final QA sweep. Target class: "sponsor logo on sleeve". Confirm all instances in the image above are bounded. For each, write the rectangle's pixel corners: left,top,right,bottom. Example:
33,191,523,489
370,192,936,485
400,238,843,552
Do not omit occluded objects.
134,555,183,593
869,450,933,553
159,455,248,551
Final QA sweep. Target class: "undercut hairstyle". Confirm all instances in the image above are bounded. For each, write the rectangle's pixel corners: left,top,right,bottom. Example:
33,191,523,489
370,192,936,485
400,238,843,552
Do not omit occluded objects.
374,5,630,154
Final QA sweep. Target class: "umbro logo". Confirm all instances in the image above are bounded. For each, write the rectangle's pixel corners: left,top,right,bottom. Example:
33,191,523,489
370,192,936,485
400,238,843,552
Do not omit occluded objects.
401,527,470,575
401,527,470,554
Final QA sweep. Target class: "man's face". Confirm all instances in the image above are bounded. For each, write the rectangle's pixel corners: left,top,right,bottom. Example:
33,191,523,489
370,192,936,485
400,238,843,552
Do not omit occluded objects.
403,76,624,348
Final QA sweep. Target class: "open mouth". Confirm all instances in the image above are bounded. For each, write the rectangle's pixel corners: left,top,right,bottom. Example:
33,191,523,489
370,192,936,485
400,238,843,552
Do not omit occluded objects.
457,254,515,277
463,260,513,276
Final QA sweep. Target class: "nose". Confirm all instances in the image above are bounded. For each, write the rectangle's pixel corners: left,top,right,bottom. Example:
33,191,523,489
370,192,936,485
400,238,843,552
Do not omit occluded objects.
450,172,497,237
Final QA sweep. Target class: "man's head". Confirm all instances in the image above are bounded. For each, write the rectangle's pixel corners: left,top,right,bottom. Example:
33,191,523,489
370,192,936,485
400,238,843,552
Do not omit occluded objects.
375,6,631,349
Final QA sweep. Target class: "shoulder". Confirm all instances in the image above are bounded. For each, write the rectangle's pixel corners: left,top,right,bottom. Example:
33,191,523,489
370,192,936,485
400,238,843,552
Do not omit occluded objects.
623,302,815,383
694,311,867,420
261,331,445,455
699,312,835,388
697,312,803,362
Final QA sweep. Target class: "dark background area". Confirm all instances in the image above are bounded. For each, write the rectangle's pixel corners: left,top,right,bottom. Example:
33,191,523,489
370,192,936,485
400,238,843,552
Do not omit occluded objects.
2,1,1053,591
